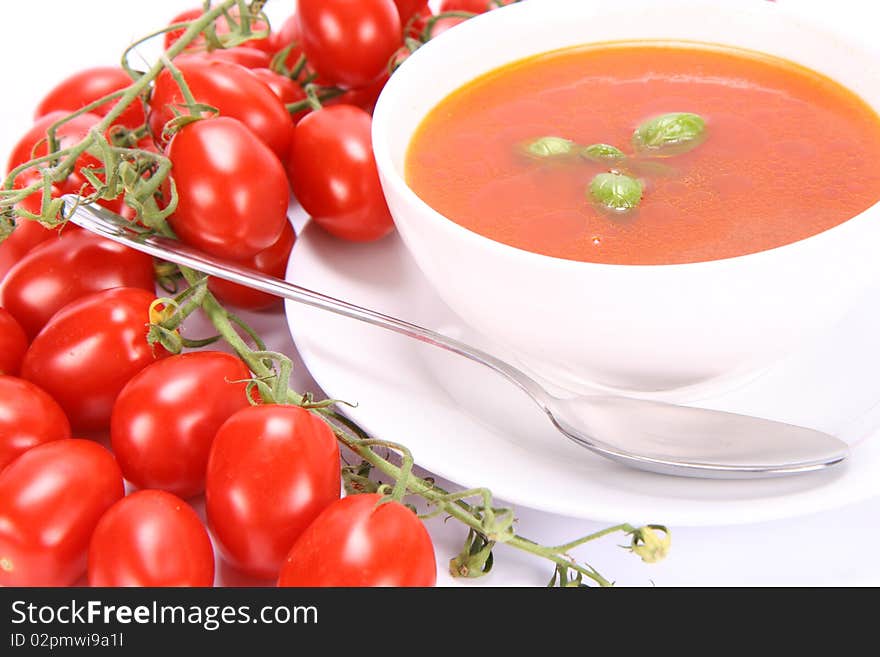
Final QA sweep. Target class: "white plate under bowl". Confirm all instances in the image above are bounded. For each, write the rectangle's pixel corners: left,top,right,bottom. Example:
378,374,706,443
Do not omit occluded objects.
285,223,880,526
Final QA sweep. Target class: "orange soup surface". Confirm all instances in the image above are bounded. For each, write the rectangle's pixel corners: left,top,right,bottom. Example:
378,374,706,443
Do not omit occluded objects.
406,43,880,264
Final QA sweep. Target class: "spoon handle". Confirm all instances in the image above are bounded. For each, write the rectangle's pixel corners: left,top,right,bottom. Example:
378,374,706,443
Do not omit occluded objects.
65,199,550,406
64,199,850,479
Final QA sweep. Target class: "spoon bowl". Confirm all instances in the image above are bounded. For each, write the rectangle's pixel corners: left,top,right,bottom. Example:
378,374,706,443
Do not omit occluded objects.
552,395,846,477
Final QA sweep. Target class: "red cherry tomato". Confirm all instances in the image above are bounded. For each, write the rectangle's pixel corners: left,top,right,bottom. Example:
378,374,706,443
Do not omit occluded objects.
6,111,103,195
21,287,168,432
111,351,251,498
393,0,430,24
149,58,294,161
166,117,289,260
163,8,203,50
248,68,307,119
288,105,394,241
0,439,124,586
195,47,272,69
208,221,295,311
278,494,437,587
0,376,70,472
88,490,214,587
34,67,144,130
206,404,341,579
0,230,155,339
297,0,402,88
0,310,27,376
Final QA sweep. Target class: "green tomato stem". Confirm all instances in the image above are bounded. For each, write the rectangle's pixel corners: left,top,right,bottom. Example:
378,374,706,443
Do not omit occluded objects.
319,409,616,586
176,264,304,406
162,274,646,585
45,88,131,152
2,148,78,193
161,55,199,110
289,86,346,115
552,524,636,553
269,42,298,77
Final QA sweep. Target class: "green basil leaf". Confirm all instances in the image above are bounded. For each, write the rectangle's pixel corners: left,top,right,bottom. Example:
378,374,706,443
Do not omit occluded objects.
632,112,705,154
523,136,576,158
589,172,643,212
581,143,625,162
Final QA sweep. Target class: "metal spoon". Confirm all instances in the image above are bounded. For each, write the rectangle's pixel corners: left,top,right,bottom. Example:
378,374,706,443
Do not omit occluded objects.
65,199,849,478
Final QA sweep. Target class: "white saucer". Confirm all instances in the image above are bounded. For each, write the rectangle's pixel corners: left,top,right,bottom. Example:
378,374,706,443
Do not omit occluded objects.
285,223,880,526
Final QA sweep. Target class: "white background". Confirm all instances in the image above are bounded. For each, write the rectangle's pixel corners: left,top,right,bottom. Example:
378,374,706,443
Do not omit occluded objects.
3,0,880,587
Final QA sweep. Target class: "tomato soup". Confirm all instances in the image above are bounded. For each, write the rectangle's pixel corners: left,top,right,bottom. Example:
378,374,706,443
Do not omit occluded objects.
405,43,880,264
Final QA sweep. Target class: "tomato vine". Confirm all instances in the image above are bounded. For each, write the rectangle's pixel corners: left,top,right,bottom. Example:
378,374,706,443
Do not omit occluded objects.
0,0,668,587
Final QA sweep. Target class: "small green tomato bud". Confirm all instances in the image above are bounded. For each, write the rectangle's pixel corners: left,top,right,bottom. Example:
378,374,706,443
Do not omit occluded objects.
629,525,671,564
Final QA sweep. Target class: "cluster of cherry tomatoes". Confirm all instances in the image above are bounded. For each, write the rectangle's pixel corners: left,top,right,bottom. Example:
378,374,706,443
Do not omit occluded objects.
0,0,515,588
0,304,437,586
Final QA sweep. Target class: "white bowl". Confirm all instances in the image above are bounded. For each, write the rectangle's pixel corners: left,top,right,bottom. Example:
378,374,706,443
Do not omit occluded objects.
372,0,880,397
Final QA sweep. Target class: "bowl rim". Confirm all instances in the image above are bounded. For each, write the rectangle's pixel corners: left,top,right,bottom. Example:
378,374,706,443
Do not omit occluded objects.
371,0,880,273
